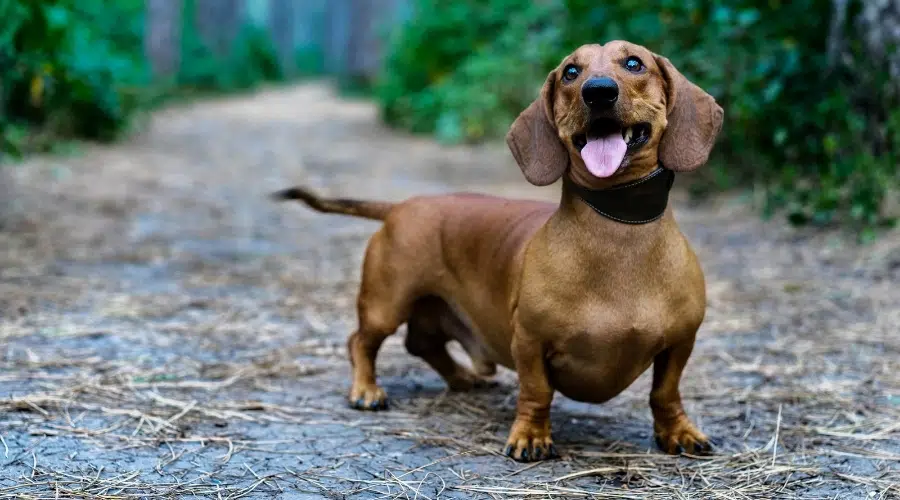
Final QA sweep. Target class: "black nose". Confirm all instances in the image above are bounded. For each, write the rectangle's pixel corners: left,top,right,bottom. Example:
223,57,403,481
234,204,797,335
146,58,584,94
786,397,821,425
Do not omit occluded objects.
581,77,618,109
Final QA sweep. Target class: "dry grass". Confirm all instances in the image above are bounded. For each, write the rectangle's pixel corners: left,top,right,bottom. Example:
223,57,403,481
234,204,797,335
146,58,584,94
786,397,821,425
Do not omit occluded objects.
2,324,897,498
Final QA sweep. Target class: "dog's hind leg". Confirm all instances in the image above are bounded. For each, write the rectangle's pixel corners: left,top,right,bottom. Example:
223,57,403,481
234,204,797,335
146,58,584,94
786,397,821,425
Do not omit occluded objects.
447,311,498,378
347,229,417,411
405,296,494,391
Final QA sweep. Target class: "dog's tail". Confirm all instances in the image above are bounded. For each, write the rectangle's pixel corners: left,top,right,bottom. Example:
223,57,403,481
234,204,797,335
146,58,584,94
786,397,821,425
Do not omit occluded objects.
271,186,394,221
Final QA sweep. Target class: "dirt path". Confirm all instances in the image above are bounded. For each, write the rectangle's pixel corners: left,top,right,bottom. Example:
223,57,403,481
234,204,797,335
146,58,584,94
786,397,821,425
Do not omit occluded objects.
1,83,899,499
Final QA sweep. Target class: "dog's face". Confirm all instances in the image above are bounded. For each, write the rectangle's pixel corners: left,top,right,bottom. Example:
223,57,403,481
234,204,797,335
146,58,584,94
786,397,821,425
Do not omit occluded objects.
552,42,669,183
507,41,724,187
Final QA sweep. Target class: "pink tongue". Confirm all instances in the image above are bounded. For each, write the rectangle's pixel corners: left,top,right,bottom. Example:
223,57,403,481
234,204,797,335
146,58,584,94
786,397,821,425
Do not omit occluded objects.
581,134,626,178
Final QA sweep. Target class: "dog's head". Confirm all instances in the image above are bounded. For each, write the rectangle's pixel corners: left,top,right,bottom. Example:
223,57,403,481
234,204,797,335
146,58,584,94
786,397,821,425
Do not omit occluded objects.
507,41,724,187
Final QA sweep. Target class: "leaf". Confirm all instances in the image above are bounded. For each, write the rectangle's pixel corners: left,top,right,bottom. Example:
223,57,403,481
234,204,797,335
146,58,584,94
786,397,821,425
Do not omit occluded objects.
822,134,838,156
737,9,760,27
29,74,44,107
0,0,27,46
859,227,877,244
762,84,782,105
435,111,463,144
773,128,788,146
44,5,70,30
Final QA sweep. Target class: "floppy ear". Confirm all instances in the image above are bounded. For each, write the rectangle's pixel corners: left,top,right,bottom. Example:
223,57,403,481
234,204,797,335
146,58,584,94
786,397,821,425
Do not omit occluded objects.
505,71,569,186
655,55,724,172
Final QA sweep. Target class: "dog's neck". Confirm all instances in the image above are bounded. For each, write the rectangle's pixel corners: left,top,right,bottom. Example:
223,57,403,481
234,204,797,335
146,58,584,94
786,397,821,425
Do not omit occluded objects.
560,166,675,225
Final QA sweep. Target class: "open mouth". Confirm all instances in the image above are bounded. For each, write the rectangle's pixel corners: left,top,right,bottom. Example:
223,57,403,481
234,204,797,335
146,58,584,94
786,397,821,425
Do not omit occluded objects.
572,119,651,178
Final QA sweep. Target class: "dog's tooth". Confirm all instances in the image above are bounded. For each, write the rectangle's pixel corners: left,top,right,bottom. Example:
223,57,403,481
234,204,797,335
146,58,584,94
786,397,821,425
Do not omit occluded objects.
623,127,633,143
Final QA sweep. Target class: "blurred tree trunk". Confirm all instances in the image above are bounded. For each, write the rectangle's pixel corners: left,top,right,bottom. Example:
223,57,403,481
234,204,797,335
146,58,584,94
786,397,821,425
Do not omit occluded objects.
857,0,900,93
195,0,242,57
324,0,351,75
145,0,184,77
828,0,900,158
831,0,900,87
269,0,295,76
340,0,407,84
345,0,375,82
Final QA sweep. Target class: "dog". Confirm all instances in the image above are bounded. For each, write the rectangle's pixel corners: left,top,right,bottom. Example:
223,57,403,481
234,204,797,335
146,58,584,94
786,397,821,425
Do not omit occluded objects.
273,40,724,462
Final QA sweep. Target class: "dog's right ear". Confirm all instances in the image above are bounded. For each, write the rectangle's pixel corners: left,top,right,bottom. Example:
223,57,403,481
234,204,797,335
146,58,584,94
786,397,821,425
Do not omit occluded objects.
654,55,724,172
506,71,569,186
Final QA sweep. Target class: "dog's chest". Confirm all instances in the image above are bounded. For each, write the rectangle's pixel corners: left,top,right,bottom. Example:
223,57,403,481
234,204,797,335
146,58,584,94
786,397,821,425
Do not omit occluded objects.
534,297,698,404
545,314,665,403
515,240,705,403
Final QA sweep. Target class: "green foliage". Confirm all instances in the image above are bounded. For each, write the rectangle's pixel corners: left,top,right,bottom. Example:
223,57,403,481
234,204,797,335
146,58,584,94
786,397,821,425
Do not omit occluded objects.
1,0,149,161
294,45,326,78
1,0,300,163
176,0,283,93
378,0,899,233
378,0,566,142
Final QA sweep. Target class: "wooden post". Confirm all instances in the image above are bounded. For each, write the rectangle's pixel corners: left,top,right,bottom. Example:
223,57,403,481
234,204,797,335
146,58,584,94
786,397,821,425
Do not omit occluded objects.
145,0,184,77
195,0,242,57
324,0,351,75
269,0,295,76
345,0,410,82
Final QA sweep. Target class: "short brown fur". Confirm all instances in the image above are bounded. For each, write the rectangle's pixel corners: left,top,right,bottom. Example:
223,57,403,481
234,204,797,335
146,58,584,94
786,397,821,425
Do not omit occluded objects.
275,41,724,462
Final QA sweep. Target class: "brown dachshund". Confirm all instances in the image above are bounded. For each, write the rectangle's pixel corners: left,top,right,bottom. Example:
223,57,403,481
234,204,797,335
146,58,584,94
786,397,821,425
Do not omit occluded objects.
274,40,724,462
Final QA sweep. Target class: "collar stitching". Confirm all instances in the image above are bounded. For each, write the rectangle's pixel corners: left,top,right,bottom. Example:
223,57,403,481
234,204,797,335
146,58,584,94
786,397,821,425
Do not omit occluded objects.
596,167,665,191
577,196,666,224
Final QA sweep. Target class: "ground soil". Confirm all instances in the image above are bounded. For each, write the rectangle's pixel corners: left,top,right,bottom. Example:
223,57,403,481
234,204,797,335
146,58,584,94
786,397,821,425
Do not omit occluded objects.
1,84,899,499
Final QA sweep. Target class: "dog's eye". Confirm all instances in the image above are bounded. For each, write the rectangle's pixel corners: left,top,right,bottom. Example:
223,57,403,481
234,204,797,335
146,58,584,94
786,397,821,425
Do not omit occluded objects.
562,64,580,82
624,56,644,73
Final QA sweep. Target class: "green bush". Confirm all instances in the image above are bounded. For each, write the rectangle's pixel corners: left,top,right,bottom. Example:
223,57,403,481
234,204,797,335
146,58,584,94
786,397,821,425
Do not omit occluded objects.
1,0,149,159
378,0,899,234
0,0,297,162
378,0,565,141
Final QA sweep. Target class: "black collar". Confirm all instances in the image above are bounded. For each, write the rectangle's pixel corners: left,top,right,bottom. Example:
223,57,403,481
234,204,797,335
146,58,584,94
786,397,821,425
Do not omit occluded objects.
563,166,675,224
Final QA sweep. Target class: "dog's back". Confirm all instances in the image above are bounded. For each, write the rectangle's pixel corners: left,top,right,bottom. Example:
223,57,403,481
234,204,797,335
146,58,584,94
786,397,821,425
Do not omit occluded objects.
276,187,554,368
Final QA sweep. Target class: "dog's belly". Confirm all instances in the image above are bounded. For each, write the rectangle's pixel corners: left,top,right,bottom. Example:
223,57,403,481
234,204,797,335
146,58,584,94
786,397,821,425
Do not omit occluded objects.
546,326,664,403
446,299,516,368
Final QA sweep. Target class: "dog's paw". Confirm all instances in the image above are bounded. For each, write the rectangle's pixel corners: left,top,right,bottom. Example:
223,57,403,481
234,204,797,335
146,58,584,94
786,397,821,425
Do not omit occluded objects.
503,422,559,462
654,420,714,456
348,384,389,411
472,359,497,377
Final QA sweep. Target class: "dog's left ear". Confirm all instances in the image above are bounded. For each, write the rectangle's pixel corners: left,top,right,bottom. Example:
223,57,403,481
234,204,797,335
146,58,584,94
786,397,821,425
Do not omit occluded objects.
654,55,724,172
506,71,569,186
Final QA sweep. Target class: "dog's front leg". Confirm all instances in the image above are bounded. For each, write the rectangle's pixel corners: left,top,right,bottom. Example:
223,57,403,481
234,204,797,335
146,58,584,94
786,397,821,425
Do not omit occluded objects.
650,342,714,455
504,320,557,462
